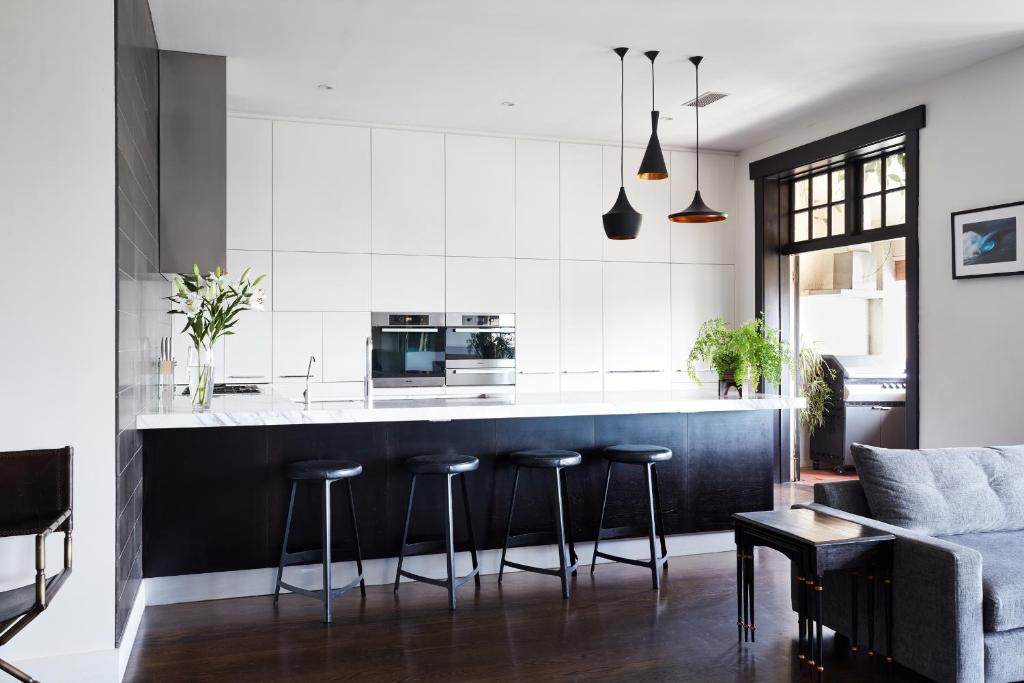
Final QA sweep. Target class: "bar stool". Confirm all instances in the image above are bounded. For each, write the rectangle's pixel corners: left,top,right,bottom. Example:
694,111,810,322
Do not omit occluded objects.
273,459,366,624
498,449,581,599
394,454,481,610
591,444,671,590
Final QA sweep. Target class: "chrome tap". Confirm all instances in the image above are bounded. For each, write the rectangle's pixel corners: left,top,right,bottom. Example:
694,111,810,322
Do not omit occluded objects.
302,355,316,408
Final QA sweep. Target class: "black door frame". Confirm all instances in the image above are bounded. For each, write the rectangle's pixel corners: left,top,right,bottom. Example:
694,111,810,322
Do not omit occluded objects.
750,106,925,482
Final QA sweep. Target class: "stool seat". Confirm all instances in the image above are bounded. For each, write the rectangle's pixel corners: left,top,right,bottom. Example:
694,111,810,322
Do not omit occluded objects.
603,444,672,464
405,454,479,475
510,449,582,469
286,459,363,481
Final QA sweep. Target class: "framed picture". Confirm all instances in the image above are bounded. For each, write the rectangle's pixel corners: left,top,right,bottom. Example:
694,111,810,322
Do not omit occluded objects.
951,200,1024,279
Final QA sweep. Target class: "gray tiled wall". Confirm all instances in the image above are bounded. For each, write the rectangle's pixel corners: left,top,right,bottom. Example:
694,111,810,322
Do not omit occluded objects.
115,0,166,644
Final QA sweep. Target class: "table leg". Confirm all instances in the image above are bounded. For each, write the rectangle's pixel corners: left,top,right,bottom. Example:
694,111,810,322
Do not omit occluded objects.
884,575,894,664
796,570,806,663
736,535,744,643
806,577,816,671
747,545,756,642
851,571,859,654
815,575,824,683
867,573,876,657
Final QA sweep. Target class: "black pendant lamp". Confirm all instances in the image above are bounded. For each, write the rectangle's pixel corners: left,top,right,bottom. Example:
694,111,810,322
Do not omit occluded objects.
603,47,642,241
637,51,668,180
669,56,727,223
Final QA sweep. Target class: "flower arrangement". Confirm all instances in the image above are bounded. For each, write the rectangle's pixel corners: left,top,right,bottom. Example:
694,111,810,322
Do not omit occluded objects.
166,264,266,409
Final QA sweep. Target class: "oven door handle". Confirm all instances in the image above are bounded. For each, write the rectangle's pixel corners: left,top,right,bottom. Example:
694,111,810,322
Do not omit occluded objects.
448,368,511,374
451,327,515,334
380,327,441,333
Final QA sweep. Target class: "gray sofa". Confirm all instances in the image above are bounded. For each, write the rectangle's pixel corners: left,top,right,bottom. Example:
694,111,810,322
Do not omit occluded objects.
799,444,1024,683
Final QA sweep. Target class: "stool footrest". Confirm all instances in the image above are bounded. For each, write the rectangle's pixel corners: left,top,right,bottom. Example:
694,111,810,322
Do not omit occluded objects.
506,530,558,548
502,559,578,578
400,565,480,590
595,550,668,570
597,525,651,541
278,574,364,602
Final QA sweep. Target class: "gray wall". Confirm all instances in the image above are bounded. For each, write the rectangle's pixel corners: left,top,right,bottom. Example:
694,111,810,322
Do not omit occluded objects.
115,0,167,643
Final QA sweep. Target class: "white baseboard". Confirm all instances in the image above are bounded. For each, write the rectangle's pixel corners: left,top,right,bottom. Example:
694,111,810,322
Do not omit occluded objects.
144,532,732,606
7,647,119,683
116,582,146,681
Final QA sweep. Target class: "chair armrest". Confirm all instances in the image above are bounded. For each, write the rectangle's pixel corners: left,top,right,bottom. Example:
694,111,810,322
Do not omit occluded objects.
0,509,71,538
797,502,985,683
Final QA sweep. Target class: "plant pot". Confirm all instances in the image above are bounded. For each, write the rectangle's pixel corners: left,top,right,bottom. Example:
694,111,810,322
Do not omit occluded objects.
718,369,742,398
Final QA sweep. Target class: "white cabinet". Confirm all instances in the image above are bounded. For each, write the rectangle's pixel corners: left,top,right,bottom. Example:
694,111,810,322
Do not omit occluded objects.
323,312,370,382
370,254,445,312
226,117,272,250
445,257,515,312
603,262,671,390
273,251,370,311
446,134,515,257
515,259,559,380
223,312,273,383
671,264,735,383
273,312,322,382
515,140,559,260
272,121,371,253
559,260,602,391
670,151,736,264
559,143,604,261
371,128,445,255
602,146,671,263
226,249,272,311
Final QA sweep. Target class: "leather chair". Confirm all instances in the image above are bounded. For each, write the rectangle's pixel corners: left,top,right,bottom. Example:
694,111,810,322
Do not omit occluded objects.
0,447,73,683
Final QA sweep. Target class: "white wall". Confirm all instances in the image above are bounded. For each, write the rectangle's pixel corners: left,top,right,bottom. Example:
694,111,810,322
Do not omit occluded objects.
734,45,1024,448
0,0,118,678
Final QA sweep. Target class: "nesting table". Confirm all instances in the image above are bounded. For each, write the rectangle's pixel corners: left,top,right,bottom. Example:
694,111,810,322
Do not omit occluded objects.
733,509,895,682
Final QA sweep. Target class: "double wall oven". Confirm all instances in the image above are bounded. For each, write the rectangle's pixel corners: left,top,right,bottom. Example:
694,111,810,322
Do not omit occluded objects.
444,313,516,387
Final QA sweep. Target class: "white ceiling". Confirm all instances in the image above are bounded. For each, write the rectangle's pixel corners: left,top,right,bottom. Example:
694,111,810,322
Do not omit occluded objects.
149,0,1024,152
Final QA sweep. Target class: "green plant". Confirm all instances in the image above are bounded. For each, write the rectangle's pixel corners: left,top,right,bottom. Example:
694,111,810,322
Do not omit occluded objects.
687,315,792,390
799,343,836,435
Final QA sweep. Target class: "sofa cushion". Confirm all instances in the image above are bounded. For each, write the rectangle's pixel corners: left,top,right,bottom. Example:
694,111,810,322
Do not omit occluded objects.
851,444,1024,535
938,530,1024,632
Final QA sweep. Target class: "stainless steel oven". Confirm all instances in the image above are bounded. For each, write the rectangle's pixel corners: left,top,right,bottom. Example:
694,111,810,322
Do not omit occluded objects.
444,313,516,387
371,312,445,388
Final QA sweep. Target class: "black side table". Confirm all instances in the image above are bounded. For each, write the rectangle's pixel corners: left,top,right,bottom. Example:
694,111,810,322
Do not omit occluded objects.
733,509,895,683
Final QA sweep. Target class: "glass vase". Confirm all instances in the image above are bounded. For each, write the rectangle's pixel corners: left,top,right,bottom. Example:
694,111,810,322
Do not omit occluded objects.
188,345,216,412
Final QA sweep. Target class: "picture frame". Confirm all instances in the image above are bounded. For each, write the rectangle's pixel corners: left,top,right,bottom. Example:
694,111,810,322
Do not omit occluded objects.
951,200,1024,280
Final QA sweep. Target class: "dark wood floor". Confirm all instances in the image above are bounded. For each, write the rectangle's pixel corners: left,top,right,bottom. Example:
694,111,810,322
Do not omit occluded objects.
124,543,924,682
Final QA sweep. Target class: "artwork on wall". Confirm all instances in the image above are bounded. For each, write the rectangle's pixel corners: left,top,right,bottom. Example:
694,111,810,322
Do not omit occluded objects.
951,200,1024,279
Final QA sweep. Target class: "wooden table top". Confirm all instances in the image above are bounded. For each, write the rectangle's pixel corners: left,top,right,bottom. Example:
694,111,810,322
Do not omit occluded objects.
734,509,895,547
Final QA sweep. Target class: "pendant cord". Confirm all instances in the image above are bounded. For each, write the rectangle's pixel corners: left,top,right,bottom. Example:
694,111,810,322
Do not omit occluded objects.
694,60,700,191
619,53,625,186
651,59,655,111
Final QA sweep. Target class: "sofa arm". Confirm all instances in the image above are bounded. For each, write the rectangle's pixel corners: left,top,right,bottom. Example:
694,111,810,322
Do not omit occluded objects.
798,502,985,683
813,480,871,516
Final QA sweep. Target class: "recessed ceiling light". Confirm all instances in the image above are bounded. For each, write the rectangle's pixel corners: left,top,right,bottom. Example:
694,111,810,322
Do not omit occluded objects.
317,83,335,91
500,101,516,107
661,115,674,121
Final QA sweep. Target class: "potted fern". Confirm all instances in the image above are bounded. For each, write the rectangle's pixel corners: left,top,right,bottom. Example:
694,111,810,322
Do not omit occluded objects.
687,316,791,398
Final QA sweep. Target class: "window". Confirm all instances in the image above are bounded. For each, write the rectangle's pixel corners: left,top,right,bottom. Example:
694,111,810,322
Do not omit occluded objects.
861,151,905,231
791,168,845,241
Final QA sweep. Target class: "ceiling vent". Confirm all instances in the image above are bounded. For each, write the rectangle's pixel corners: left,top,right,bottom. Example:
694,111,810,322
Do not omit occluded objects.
684,91,728,108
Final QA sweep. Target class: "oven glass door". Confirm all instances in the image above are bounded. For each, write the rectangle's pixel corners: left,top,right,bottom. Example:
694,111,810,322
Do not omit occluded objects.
372,327,445,380
444,328,516,362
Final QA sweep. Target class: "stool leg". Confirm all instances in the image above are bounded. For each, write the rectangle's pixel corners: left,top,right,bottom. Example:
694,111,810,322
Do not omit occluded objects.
321,479,333,624
651,464,668,567
459,473,480,587
394,474,417,593
498,466,521,584
346,479,366,596
553,467,571,599
444,474,457,611
274,481,297,605
560,468,578,573
591,461,613,574
643,463,660,590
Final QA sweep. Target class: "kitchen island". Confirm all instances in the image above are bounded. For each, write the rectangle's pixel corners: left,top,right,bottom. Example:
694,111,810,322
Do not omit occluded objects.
138,389,803,599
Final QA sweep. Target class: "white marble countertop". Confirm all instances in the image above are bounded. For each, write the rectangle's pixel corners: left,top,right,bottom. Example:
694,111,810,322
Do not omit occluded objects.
136,387,806,430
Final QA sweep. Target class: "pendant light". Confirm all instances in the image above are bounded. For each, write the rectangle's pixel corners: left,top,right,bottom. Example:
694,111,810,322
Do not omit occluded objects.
637,50,668,180
669,56,728,223
603,47,642,241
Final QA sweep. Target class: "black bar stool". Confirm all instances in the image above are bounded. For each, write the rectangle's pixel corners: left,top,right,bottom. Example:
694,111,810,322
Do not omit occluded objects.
394,454,481,610
273,459,366,623
498,449,581,599
591,444,671,590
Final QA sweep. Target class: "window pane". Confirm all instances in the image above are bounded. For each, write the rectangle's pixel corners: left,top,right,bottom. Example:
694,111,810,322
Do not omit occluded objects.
794,179,809,210
886,189,906,226
793,210,809,241
863,195,882,230
812,207,828,238
863,158,882,194
886,153,906,189
831,204,846,235
831,168,846,201
812,174,828,206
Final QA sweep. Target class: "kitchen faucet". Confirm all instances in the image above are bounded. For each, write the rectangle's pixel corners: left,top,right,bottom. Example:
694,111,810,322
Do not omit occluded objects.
302,355,316,408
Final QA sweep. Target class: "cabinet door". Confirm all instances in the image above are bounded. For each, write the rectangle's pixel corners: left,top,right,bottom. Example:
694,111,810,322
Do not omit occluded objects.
226,249,272,311
559,260,602,390
603,262,671,389
273,312,322,382
670,151,736,264
223,312,272,383
446,134,515,257
602,146,671,263
445,257,515,312
273,121,370,253
371,254,445,313
559,143,604,261
515,259,559,374
671,264,735,383
516,140,559,259
843,406,881,463
226,117,272,250
879,406,907,449
371,128,445,255
273,251,370,312
323,312,371,383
